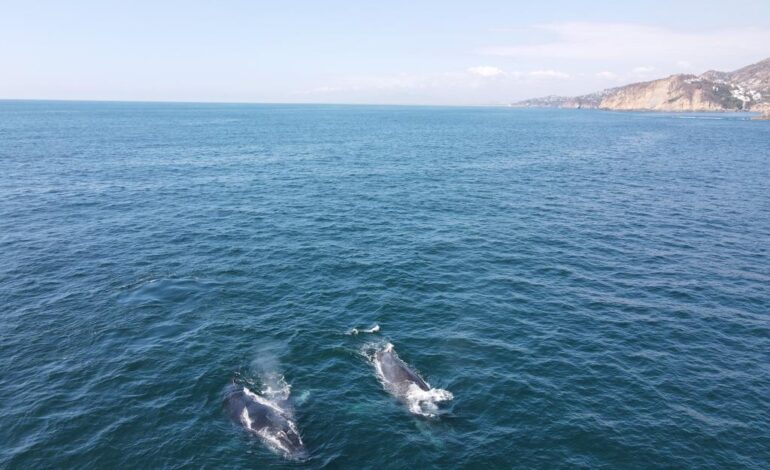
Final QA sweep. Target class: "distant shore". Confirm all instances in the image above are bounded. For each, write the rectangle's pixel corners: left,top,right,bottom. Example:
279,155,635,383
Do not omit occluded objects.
512,57,770,114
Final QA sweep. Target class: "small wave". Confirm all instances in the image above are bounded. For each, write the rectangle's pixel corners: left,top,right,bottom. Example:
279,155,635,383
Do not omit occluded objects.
675,116,725,120
117,277,217,306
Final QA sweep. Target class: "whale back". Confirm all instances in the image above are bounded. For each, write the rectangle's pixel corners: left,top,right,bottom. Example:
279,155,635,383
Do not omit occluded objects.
224,385,306,458
375,346,430,391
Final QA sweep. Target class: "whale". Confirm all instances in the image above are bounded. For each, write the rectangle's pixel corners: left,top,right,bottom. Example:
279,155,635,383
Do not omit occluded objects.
375,343,430,391
372,343,453,416
224,382,307,460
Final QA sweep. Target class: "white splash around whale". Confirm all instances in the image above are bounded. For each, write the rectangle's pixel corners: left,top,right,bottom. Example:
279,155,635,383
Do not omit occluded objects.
371,342,453,417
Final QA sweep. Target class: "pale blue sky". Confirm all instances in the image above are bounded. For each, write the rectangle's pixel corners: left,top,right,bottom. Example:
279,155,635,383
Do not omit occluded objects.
2,1,769,104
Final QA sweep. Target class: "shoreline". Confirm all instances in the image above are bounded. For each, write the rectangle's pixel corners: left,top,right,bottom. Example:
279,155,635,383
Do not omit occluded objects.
508,105,765,114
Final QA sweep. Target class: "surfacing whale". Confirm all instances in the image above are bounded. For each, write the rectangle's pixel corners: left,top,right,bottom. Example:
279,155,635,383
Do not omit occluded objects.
224,382,307,460
373,343,453,417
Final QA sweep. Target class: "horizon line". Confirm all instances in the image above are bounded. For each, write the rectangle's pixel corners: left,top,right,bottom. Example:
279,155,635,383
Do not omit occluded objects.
0,97,512,108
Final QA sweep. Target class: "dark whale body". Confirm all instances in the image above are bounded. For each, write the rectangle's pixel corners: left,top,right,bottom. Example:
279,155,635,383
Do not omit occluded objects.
372,343,453,416
374,344,429,391
224,384,306,460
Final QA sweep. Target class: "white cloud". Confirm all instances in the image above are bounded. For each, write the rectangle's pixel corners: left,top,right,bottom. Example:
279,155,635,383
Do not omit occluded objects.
468,66,504,77
293,22,770,105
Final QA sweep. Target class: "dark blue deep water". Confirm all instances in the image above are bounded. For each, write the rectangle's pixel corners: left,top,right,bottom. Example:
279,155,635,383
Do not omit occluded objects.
1,101,769,469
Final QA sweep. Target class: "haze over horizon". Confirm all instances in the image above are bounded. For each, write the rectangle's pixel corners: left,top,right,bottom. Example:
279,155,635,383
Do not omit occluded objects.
2,0,770,105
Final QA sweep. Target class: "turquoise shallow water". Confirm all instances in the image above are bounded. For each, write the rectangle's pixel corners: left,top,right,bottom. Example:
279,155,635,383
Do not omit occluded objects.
1,101,769,469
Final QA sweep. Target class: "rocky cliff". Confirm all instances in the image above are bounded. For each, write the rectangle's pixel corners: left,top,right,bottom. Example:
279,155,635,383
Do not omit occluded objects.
513,58,770,113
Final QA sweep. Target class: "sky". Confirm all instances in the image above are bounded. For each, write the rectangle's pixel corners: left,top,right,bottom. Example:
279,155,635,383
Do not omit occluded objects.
2,0,770,105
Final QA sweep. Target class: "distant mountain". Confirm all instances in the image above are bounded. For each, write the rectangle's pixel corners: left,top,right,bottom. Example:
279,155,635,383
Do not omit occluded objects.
513,58,770,114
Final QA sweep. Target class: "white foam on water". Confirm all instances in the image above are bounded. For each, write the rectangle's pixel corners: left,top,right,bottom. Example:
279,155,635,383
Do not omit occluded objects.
358,340,384,362
347,324,380,335
405,383,454,417
240,407,252,429
295,390,311,406
259,373,291,402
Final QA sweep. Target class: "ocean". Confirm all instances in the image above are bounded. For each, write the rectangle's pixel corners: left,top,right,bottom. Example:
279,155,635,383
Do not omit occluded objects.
1,101,768,469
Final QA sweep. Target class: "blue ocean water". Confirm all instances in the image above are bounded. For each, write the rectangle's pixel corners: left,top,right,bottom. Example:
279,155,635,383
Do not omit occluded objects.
1,101,769,469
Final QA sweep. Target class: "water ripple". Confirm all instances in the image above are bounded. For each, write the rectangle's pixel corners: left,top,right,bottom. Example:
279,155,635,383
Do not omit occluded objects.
1,103,769,469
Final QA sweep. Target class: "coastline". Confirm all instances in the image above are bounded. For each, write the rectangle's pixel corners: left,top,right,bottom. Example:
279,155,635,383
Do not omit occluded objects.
508,106,767,118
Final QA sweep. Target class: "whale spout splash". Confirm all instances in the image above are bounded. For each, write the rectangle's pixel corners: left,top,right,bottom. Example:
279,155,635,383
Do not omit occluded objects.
372,343,452,417
348,324,380,335
224,378,307,460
